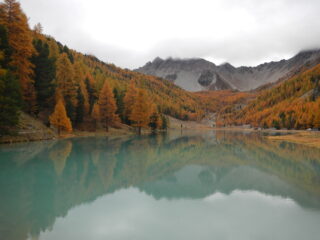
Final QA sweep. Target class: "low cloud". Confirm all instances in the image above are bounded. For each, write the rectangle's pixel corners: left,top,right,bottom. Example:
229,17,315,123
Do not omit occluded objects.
20,0,320,69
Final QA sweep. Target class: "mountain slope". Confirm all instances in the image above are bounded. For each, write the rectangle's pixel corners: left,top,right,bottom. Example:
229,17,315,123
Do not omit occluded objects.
74,54,204,121
136,50,320,91
136,57,233,91
219,64,320,129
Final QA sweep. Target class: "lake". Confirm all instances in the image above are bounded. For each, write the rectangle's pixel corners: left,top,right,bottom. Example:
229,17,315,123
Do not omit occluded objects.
1,131,320,240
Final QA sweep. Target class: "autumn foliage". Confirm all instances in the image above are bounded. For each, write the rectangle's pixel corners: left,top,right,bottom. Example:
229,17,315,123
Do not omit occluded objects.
123,79,138,123
49,99,72,134
0,0,36,112
3,0,320,135
0,0,207,134
98,80,119,131
129,89,151,134
222,64,320,129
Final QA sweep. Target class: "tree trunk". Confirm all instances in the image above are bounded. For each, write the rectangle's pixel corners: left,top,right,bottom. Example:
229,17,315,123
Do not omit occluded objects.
138,126,141,135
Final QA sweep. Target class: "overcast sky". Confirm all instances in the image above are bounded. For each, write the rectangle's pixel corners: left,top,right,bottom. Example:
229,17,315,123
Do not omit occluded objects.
20,0,320,69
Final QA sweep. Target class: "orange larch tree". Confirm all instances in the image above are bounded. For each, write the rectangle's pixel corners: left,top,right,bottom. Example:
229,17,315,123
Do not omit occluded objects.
130,89,151,134
123,79,137,123
0,0,36,112
79,79,90,115
98,80,119,132
91,103,100,130
313,102,320,129
56,53,77,100
56,53,78,122
49,98,73,135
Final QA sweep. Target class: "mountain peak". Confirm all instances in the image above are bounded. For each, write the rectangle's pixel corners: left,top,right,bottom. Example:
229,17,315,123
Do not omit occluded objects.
152,56,164,63
137,49,320,92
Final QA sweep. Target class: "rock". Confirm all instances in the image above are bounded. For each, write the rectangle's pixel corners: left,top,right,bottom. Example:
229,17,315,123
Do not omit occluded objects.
135,49,320,91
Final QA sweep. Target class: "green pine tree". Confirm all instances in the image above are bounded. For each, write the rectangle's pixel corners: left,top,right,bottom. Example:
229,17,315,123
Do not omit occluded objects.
0,71,21,135
75,86,85,126
113,88,125,122
31,39,56,112
0,24,21,135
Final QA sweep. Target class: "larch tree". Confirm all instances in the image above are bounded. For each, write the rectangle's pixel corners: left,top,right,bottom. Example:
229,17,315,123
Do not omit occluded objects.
130,89,151,134
56,53,77,122
73,61,84,84
98,80,119,132
313,104,320,129
49,98,72,135
47,38,59,60
79,79,90,114
0,0,36,112
91,103,100,130
123,79,137,124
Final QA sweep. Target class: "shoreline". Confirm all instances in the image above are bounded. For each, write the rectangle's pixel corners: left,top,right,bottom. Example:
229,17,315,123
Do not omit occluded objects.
266,131,320,149
2,122,320,146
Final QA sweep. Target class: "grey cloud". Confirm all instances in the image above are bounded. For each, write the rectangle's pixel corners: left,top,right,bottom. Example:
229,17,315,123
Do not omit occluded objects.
20,0,320,69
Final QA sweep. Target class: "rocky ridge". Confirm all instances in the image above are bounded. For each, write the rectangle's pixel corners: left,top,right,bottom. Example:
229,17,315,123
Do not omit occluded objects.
136,49,320,91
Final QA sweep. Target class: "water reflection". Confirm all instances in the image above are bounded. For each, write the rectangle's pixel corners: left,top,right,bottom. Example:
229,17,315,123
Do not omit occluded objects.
0,131,320,240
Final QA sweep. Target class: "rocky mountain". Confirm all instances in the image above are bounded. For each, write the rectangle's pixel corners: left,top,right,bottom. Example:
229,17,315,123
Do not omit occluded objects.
135,49,320,91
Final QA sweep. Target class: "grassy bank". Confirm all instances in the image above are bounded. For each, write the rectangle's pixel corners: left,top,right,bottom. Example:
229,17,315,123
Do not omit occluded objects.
267,132,320,149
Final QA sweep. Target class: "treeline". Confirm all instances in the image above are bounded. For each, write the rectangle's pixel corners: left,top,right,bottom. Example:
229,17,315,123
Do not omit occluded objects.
219,64,320,129
0,0,203,135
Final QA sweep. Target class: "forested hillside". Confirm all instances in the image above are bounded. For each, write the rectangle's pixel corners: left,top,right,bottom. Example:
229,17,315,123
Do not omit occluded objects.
219,64,320,129
1,0,320,137
0,0,204,135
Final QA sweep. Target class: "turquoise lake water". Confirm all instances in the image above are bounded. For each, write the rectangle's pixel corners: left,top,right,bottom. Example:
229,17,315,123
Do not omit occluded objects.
0,131,320,240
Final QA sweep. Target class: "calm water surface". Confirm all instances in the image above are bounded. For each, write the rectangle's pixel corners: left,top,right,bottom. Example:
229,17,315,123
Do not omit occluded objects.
1,131,320,240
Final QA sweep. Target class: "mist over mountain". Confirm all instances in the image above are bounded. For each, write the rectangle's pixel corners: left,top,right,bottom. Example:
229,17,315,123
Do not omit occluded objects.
136,49,320,91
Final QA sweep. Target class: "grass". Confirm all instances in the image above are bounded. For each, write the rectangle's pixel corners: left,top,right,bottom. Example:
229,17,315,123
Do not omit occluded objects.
267,131,320,148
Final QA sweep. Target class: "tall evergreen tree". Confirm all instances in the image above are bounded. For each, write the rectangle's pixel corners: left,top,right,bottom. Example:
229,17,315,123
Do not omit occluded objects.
113,88,125,122
31,39,56,111
0,71,21,135
75,86,84,126
0,23,21,135
74,61,89,115
62,45,74,63
0,24,11,69
85,74,97,112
